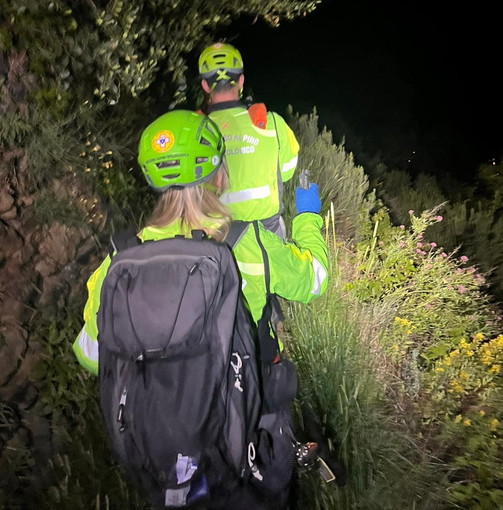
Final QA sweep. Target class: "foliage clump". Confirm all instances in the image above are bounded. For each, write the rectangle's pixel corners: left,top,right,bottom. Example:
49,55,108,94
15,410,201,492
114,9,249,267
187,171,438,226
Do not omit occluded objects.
285,108,376,240
282,114,503,508
373,163,503,300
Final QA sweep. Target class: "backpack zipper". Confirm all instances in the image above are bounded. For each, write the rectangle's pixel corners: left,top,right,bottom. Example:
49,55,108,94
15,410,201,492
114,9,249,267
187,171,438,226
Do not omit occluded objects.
117,386,127,432
111,254,209,269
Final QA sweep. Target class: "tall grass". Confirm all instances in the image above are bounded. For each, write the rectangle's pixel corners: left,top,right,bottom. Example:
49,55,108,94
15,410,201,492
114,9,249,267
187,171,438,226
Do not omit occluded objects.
285,221,446,509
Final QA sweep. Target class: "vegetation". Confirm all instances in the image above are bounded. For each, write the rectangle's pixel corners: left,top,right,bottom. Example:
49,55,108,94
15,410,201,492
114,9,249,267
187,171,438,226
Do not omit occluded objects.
285,121,503,509
1,1,502,509
373,164,503,301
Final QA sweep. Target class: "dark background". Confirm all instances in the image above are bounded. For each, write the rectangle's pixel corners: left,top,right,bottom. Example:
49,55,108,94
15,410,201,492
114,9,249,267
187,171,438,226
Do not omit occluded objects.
217,0,501,180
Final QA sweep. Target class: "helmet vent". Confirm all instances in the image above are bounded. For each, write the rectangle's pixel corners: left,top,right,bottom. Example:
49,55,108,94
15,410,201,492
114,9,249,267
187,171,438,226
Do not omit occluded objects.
196,157,208,163
162,173,181,181
157,160,180,169
213,53,226,63
200,137,211,146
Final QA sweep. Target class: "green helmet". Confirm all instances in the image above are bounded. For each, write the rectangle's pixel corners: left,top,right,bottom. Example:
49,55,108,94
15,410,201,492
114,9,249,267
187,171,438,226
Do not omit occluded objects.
138,110,224,191
198,42,244,84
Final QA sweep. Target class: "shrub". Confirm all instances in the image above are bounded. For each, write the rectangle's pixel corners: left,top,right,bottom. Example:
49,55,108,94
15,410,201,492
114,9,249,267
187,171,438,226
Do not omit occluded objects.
285,108,377,241
342,204,503,508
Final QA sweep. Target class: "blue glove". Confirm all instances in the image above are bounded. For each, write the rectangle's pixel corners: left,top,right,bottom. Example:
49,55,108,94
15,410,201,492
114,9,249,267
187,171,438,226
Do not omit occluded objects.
295,183,321,214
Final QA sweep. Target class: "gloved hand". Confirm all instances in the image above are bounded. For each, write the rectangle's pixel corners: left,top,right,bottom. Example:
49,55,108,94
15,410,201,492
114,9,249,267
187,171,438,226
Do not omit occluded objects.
295,183,321,214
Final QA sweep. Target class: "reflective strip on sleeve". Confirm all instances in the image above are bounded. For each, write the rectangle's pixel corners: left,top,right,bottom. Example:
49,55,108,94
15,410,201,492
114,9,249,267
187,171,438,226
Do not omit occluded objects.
236,260,265,276
311,257,327,295
77,327,99,363
220,185,271,204
281,155,298,173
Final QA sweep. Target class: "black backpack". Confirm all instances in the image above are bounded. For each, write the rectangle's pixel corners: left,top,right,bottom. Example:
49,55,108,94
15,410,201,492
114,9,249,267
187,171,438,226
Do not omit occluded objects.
97,226,268,509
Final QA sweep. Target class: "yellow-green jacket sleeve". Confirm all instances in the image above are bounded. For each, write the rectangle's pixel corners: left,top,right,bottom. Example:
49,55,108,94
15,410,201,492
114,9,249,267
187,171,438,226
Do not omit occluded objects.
269,212,328,301
72,256,111,375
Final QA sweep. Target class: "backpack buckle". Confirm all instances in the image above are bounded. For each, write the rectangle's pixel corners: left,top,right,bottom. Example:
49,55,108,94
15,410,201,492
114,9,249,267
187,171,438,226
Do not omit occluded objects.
295,441,319,468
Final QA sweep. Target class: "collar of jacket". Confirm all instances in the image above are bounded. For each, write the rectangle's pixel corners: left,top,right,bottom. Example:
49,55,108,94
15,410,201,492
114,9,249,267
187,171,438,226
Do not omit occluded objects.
208,100,245,112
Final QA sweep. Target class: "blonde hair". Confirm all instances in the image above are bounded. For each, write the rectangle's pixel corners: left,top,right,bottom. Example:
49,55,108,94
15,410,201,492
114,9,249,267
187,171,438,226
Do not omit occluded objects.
146,166,231,242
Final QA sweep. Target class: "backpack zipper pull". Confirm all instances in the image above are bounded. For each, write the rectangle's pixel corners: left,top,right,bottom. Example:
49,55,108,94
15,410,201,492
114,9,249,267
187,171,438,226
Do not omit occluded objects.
189,262,200,275
117,386,127,432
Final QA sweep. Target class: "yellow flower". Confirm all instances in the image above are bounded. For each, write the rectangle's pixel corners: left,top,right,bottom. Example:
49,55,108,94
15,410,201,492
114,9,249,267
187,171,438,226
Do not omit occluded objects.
465,350,474,357
474,333,484,342
463,419,472,426
459,339,469,349
480,346,494,365
454,415,462,423
449,349,460,358
489,365,500,374
449,379,463,393
481,355,494,365
490,419,500,431
435,367,445,373
394,317,411,327
478,410,486,416
444,358,452,366
459,370,469,380
494,335,503,349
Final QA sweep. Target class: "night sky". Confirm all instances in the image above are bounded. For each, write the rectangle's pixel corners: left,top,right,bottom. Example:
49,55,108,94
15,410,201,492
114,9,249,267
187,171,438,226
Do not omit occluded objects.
218,1,501,181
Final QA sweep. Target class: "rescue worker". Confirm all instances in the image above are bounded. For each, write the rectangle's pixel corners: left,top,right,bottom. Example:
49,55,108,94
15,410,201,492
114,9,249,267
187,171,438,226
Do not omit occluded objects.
73,109,327,374
198,42,300,239
72,110,327,509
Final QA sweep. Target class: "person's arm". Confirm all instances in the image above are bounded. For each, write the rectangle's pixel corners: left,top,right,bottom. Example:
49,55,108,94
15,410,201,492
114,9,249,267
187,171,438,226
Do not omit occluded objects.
272,112,299,183
72,256,111,375
268,182,327,301
262,212,328,303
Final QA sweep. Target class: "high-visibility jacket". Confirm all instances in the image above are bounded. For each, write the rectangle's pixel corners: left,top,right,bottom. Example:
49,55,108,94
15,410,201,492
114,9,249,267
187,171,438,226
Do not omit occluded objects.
73,213,328,375
208,101,299,222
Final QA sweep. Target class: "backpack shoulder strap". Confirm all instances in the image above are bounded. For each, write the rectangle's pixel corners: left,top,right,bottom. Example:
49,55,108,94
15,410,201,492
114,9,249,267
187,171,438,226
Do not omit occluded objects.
109,229,141,256
251,221,271,295
248,103,267,129
226,221,250,249
251,220,284,364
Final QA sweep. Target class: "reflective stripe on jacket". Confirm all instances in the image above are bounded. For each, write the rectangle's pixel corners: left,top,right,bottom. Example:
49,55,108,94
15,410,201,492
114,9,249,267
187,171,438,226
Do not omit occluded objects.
209,106,299,221
72,214,328,374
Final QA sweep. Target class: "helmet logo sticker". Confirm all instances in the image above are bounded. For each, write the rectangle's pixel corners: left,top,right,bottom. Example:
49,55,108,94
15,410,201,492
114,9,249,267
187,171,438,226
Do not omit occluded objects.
152,130,175,153
212,155,220,166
